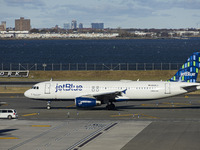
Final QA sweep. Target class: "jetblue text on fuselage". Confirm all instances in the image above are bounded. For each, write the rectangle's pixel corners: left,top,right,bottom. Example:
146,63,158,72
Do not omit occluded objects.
55,83,83,92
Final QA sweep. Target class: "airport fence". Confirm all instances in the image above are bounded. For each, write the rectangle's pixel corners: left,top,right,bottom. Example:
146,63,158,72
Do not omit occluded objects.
0,63,183,71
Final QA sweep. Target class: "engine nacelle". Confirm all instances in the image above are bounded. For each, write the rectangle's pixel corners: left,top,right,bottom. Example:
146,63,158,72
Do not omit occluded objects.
75,97,101,108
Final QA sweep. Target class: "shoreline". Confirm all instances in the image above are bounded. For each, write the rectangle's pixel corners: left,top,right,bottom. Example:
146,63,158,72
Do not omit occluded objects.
0,36,199,40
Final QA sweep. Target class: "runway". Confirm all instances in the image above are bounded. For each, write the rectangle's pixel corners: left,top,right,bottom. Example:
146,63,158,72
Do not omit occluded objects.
0,95,200,150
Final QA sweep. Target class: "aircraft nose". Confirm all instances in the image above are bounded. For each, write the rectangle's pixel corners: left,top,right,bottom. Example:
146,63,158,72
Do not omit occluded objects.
24,90,31,98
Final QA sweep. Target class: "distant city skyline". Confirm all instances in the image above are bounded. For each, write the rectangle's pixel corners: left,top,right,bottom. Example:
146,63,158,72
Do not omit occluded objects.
1,0,200,29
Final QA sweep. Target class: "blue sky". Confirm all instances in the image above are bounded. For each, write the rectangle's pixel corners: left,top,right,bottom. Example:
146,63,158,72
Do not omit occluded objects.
1,0,200,29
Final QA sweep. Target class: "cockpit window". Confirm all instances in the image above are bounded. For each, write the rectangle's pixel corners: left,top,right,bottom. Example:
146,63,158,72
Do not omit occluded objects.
32,86,39,90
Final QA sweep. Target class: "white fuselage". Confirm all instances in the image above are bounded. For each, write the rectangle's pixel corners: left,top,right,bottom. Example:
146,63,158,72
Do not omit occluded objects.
24,80,200,101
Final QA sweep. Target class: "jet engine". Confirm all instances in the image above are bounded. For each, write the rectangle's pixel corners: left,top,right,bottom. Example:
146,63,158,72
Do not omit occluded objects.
75,97,101,108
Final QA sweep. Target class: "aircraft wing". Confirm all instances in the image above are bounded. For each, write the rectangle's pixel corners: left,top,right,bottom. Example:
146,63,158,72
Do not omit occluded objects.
81,89,127,102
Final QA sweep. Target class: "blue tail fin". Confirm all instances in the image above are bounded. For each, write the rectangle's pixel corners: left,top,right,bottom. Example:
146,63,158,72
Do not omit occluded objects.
168,52,200,82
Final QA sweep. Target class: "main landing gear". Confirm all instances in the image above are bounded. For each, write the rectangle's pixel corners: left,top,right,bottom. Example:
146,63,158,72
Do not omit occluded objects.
47,101,51,110
106,102,116,110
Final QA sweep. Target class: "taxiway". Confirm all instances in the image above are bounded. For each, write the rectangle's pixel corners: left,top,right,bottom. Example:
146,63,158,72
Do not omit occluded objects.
0,95,200,150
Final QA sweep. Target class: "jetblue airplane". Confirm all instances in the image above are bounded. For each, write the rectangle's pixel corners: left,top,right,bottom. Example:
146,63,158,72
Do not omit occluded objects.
24,52,200,110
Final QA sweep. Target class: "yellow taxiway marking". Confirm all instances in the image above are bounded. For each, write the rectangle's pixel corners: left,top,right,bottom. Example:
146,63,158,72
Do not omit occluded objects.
66,104,75,108
31,125,51,127
141,114,159,119
111,114,134,117
110,113,159,119
0,104,8,106
0,137,19,139
141,104,168,107
162,102,191,105
22,113,38,117
141,104,156,106
141,102,192,107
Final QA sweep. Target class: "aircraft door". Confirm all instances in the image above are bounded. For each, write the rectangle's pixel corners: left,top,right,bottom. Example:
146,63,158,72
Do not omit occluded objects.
165,83,171,94
45,83,51,94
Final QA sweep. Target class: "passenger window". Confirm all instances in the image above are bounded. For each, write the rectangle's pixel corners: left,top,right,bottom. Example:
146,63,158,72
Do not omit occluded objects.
2,110,7,113
8,110,12,113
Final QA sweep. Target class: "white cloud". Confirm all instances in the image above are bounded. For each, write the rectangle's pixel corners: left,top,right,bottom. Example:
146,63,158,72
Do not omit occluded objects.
4,0,45,8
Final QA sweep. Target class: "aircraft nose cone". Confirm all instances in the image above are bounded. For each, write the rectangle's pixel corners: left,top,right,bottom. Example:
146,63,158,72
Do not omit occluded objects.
24,90,31,98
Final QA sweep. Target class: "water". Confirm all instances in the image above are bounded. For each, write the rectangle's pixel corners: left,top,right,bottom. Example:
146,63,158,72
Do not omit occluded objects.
0,38,200,63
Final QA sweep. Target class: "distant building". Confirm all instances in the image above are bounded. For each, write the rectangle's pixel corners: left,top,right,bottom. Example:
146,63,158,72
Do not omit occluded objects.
1,21,6,30
79,23,83,29
71,20,77,29
0,21,6,31
0,25,4,31
55,25,59,30
91,23,104,29
64,23,70,29
15,17,31,31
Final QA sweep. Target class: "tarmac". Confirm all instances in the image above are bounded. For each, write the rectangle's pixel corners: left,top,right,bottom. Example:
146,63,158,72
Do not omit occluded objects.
0,95,200,150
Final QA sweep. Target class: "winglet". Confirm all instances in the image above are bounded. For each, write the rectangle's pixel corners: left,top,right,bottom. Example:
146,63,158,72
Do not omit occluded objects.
122,89,127,94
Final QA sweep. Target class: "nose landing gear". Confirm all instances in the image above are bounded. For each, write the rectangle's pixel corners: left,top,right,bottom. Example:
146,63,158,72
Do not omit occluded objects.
47,101,51,110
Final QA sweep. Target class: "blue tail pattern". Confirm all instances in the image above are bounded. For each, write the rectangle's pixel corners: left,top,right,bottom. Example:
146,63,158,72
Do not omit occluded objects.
168,52,200,82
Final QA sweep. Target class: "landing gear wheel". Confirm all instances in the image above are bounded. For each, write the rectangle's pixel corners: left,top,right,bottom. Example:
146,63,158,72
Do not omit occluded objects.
47,101,51,110
110,103,115,110
106,103,116,110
